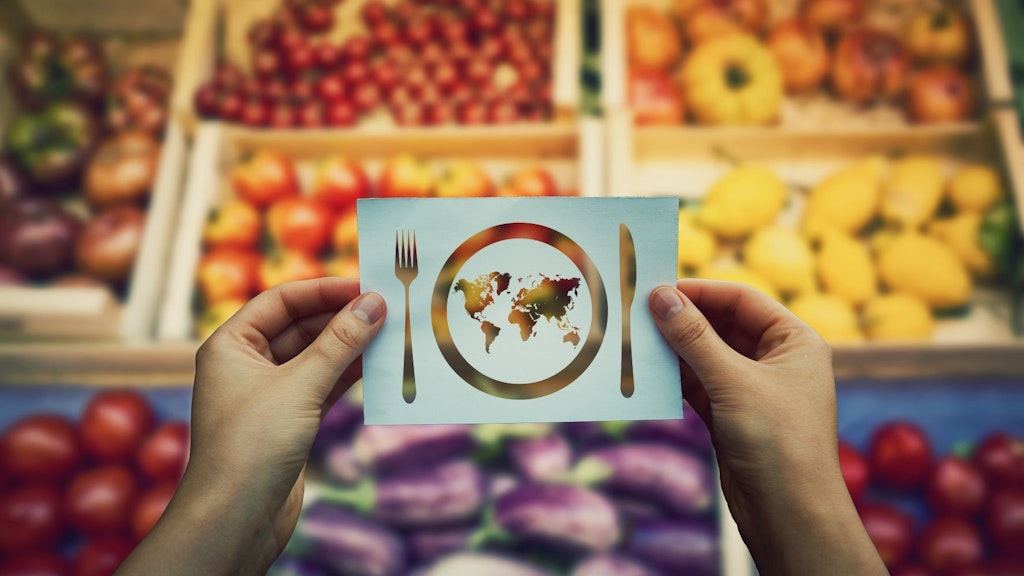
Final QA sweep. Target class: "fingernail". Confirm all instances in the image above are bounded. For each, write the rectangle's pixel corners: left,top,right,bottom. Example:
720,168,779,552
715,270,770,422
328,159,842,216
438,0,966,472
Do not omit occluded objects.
352,292,385,324
651,286,685,320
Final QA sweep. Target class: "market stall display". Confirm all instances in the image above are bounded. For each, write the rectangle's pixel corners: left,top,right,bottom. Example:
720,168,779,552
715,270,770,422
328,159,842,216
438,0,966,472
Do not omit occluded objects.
602,0,1010,129
0,4,189,341
172,0,580,132
267,388,729,576
606,115,1023,351
837,379,1024,575
0,387,189,576
158,124,592,341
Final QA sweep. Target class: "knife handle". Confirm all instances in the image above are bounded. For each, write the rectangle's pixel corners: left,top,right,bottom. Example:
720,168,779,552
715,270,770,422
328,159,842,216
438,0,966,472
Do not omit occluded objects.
621,339,634,398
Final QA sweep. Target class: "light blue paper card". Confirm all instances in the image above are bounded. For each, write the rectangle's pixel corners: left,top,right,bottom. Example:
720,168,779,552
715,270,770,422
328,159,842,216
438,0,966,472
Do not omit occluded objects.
357,197,682,425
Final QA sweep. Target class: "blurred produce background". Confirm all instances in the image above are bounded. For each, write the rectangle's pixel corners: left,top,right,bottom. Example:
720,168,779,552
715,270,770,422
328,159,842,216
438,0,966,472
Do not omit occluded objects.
1,0,1024,574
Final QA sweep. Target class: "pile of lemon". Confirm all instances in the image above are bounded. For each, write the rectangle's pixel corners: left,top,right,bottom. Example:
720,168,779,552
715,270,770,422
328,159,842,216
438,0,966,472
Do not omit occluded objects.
677,157,1012,342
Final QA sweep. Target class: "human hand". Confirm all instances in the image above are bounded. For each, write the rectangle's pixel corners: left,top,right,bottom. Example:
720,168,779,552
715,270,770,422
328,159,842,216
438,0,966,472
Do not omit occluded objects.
118,278,385,576
648,279,885,576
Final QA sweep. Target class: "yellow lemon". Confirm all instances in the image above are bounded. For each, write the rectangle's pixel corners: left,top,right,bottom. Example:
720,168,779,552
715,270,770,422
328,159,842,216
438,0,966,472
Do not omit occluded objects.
948,164,1003,214
816,231,877,306
698,263,780,301
877,232,972,309
803,156,886,238
678,209,718,273
862,293,935,341
789,293,863,342
929,212,994,278
696,164,788,239
744,226,816,295
881,155,945,228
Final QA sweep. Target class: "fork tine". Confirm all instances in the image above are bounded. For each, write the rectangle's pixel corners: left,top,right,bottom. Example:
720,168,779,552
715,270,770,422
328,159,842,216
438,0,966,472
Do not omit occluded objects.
412,231,417,269
403,230,409,267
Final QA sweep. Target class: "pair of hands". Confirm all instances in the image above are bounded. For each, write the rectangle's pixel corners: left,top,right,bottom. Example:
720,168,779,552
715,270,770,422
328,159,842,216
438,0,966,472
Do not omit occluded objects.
117,277,885,576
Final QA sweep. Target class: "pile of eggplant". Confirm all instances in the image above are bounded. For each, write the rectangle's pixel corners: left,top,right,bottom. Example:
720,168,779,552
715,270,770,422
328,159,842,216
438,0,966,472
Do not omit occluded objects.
270,392,719,576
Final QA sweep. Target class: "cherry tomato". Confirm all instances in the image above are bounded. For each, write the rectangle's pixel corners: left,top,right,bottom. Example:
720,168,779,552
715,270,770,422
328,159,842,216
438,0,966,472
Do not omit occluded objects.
839,441,869,503
858,502,914,571
65,466,139,535
73,536,132,576
974,433,1024,489
988,489,1024,558
0,414,81,482
868,421,933,491
137,422,189,483
80,391,155,464
0,485,64,555
918,517,983,574
0,552,69,576
928,456,987,517
132,484,177,542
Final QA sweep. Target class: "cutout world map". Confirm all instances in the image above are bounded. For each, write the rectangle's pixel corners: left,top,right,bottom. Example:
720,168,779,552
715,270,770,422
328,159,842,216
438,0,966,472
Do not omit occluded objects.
453,272,583,354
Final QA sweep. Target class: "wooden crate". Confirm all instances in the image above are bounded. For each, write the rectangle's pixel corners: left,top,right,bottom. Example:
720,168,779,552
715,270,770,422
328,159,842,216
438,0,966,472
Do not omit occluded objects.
605,107,1024,368
171,0,582,136
601,0,1013,130
157,120,604,341
0,1,190,341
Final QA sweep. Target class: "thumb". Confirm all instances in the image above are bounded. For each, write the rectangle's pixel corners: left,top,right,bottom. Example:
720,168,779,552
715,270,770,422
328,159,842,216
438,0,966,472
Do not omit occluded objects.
289,292,386,398
649,285,740,387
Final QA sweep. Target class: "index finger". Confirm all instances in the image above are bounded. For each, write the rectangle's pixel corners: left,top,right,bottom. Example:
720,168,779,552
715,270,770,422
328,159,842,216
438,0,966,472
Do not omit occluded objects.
229,277,361,343
676,279,808,345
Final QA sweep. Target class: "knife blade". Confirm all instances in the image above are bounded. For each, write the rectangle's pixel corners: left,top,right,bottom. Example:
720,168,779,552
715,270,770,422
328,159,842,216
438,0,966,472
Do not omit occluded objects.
620,223,636,398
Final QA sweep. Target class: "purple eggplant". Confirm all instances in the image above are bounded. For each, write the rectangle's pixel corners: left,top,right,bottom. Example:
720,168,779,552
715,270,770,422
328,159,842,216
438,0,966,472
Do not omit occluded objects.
311,397,363,457
421,552,552,576
324,444,365,485
572,553,660,576
320,460,486,528
562,422,611,446
510,434,572,482
406,525,476,564
295,502,406,576
354,424,475,473
611,496,667,522
625,518,718,576
570,443,713,517
478,484,621,552
489,473,521,500
267,555,333,576
353,423,552,474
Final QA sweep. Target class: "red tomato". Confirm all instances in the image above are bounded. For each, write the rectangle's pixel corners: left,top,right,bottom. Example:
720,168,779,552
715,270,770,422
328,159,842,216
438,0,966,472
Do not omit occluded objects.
988,489,1024,559
65,466,139,535
505,167,558,197
858,502,914,571
311,157,371,211
928,456,987,517
0,415,81,482
202,200,262,250
197,249,261,305
869,421,933,491
230,151,300,209
72,536,132,576
266,198,335,255
973,433,1024,489
0,486,64,554
918,517,984,574
0,552,69,576
257,251,326,293
839,441,870,503
137,422,189,483
80,391,155,464
131,484,177,542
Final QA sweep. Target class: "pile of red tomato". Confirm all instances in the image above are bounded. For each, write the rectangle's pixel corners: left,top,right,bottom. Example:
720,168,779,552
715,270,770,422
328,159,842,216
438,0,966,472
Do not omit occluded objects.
841,421,1024,575
0,391,189,576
